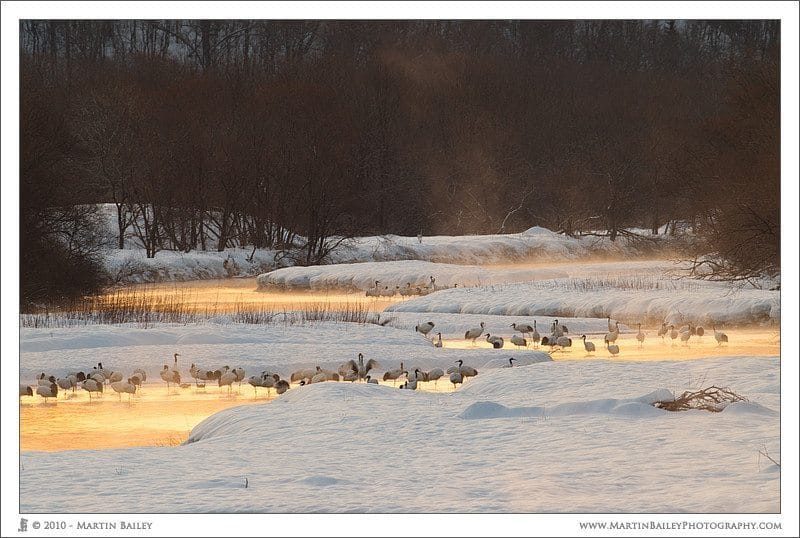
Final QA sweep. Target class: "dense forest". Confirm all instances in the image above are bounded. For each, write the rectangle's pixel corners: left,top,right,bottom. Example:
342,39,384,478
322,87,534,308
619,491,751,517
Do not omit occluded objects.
20,20,780,305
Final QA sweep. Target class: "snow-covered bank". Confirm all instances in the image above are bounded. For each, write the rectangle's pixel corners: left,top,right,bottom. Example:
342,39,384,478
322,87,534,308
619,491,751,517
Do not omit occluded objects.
330,226,675,265
20,355,779,513
256,259,570,291
19,321,551,382
255,259,683,292
98,201,681,285
385,277,780,327
104,247,277,284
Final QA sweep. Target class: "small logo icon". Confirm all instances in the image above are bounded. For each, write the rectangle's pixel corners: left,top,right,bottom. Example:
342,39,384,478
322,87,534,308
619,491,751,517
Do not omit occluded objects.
18,518,28,532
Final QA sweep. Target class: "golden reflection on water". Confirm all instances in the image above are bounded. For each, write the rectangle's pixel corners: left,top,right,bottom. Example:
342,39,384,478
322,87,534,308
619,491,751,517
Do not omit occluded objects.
20,380,455,452
102,277,401,313
440,328,780,361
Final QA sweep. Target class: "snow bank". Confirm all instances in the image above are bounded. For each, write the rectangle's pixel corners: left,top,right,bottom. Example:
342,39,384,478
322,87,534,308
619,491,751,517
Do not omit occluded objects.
256,259,568,291
256,258,676,292
385,277,780,326
104,247,278,284
19,321,551,383
96,202,681,284
333,226,675,265
457,389,671,420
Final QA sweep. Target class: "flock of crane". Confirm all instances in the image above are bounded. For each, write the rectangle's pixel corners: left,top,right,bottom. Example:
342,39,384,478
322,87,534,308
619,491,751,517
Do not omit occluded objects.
418,317,730,358
19,348,481,404
366,276,456,297
20,362,147,403
20,318,729,404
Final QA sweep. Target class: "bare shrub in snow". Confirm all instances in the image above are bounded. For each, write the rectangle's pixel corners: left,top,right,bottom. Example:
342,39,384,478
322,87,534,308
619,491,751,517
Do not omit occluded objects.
653,386,747,413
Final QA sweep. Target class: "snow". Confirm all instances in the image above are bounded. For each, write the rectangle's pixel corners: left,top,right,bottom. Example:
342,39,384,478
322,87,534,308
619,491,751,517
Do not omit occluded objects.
14,212,786,516
19,321,537,382
256,259,678,291
18,320,779,513
95,203,681,284
385,276,780,327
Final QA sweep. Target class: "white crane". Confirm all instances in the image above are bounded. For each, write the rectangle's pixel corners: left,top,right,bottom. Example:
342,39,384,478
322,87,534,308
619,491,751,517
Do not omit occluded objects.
37,381,58,402
669,325,679,346
400,370,421,390
56,376,75,395
426,368,444,387
95,362,112,381
160,364,181,391
218,370,238,394
110,378,137,402
310,370,329,384
88,371,105,385
680,325,693,346
261,373,279,396
107,371,124,384
713,325,728,346
453,359,478,380
275,379,291,394
365,280,381,297
343,370,359,382
485,334,504,349
232,367,247,388
434,332,443,348
510,334,527,348
511,322,533,337
531,321,541,348
343,353,379,380
290,368,317,383
449,371,463,388
464,322,485,345
82,377,103,401
247,375,265,397
382,362,407,386
130,372,145,391
636,324,646,349
604,321,620,345
657,322,668,341
552,319,568,337
378,285,396,297
581,335,596,355
38,374,56,387
315,366,339,381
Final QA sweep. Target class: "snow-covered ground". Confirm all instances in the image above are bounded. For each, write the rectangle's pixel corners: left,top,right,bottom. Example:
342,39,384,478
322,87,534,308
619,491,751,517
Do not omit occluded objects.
97,203,681,284
385,277,780,327
18,320,780,513
256,258,778,327
15,211,785,516
256,259,675,291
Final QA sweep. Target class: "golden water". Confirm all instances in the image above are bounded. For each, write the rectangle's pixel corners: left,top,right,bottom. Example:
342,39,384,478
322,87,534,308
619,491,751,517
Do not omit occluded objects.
20,380,453,452
104,277,401,312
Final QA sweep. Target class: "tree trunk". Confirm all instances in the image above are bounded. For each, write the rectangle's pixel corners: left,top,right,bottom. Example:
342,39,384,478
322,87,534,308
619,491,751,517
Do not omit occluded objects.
115,202,126,249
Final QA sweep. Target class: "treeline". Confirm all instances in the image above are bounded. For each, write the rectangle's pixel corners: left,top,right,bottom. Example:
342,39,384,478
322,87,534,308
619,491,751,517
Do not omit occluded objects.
20,20,779,304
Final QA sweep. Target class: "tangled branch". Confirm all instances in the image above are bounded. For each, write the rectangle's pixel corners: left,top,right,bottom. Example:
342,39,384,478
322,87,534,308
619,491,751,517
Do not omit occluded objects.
653,385,747,412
